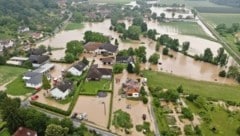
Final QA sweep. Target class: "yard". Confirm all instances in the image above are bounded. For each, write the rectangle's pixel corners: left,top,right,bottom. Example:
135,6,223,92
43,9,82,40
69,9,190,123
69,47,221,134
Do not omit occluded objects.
185,99,240,136
65,23,84,31
160,22,212,40
5,76,34,96
0,66,27,86
143,71,240,103
80,79,111,95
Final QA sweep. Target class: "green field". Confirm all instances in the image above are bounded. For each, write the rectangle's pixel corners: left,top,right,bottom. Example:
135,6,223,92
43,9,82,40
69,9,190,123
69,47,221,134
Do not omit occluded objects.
160,22,213,40
157,0,226,8
80,79,111,95
0,66,27,86
65,23,84,31
186,99,240,136
89,0,132,4
0,128,10,136
6,76,34,96
143,71,240,103
201,13,240,27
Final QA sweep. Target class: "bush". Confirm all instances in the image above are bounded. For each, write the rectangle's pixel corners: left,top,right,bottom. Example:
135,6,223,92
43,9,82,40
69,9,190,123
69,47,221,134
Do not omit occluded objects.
186,94,198,102
113,64,125,74
219,70,226,77
142,96,148,104
182,108,194,121
136,125,143,132
184,125,194,135
162,47,169,55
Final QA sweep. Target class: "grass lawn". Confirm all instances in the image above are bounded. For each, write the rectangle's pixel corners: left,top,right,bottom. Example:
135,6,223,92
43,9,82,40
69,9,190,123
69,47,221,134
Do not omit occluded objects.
89,0,132,4
80,79,111,95
5,76,34,96
0,66,27,86
201,13,240,27
65,23,84,31
185,99,240,135
0,128,10,136
160,22,213,40
143,71,240,103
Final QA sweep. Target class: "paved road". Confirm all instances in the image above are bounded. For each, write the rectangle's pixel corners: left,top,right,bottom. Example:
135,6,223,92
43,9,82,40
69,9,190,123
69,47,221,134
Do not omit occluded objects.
22,101,118,136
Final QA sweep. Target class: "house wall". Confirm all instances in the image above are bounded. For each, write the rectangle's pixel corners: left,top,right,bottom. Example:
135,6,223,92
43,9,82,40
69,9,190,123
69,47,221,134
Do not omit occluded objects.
68,67,83,76
50,88,70,99
26,82,42,88
101,75,111,79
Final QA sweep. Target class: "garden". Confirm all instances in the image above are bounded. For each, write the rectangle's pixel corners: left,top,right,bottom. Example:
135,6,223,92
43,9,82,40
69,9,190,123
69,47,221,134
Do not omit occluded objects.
80,79,112,95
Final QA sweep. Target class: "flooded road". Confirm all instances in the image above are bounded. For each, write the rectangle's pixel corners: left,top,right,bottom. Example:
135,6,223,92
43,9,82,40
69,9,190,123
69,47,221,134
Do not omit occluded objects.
38,18,237,84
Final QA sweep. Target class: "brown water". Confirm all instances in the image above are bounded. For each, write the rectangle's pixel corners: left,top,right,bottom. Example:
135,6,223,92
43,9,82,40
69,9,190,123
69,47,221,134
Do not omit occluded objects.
38,19,237,84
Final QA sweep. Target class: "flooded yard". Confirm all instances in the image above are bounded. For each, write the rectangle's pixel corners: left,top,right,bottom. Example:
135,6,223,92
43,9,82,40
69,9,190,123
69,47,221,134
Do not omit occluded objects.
72,95,111,128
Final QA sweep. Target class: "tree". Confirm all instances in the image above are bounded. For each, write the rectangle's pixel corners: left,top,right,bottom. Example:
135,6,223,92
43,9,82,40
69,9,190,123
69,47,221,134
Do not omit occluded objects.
171,12,175,18
214,48,228,66
84,31,109,43
149,53,160,64
115,39,119,45
162,47,169,55
135,61,141,75
0,56,6,65
155,43,160,51
45,124,69,136
135,46,146,63
65,53,75,63
182,108,193,120
160,89,179,102
182,41,190,53
127,62,135,73
147,29,157,40
72,12,84,23
219,70,226,77
142,96,148,104
47,45,52,55
0,97,22,133
113,64,125,74
22,60,33,69
112,109,133,129
176,85,183,93
178,15,183,19
60,118,73,133
66,40,84,58
132,17,144,26
160,13,166,19
151,12,157,20
191,9,197,18
42,75,51,90
194,96,207,109
82,57,89,65
141,22,148,32
202,48,213,62
127,47,135,56
126,25,141,40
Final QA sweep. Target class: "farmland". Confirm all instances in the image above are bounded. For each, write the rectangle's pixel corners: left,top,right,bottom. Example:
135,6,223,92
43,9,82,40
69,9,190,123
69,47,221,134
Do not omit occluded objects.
0,66,27,86
195,7,240,13
200,13,240,27
160,22,212,40
65,23,84,31
157,0,226,7
143,71,240,103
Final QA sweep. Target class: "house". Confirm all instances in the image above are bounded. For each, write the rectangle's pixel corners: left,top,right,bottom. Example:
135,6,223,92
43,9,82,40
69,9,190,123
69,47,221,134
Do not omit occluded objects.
13,127,37,136
28,48,46,56
97,43,118,55
23,72,42,88
116,56,134,63
87,65,112,80
31,32,43,40
29,55,49,67
50,80,73,99
33,63,55,74
0,40,14,52
18,26,30,33
6,57,29,66
67,61,88,76
122,78,140,98
84,42,102,53
100,57,114,65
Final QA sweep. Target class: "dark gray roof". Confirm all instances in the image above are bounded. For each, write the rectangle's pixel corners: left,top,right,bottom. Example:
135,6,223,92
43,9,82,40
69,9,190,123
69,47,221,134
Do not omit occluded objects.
99,43,118,53
56,80,73,92
29,55,49,64
116,56,134,63
87,65,112,79
24,71,40,78
73,61,87,71
29,48,46,55
26,73,42,85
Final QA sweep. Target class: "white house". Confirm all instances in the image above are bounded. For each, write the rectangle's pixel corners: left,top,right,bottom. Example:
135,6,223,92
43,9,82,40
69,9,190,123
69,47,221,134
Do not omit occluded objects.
50,80,73,99
67,61,88,76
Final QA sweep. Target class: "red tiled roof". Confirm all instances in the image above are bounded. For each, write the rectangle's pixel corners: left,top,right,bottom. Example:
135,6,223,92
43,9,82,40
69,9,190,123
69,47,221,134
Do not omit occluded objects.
13,127,37,136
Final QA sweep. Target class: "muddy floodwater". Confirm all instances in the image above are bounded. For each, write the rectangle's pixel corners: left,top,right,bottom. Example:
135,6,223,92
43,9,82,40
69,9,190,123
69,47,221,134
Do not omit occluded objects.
38,18,237,84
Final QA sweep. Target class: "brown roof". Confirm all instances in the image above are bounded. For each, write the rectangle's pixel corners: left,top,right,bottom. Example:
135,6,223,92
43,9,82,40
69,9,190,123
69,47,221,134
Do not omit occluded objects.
84,42,102,51
100,57,114,63
13,127,37,136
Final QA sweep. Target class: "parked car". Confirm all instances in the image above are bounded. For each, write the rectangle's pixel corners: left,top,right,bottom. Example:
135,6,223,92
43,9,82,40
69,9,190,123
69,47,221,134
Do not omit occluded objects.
71,112,87,120
31,95,39,100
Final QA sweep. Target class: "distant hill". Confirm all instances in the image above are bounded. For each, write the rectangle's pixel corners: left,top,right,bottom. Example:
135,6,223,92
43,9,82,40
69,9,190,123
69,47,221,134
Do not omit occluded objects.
210,0,240,8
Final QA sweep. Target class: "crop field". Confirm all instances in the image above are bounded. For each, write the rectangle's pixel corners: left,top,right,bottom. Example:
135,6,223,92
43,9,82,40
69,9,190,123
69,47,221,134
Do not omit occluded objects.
143,71,240,103
201,13,240,27
65,23,84,31
157,0,226,8
89,0,132,4
195,7,240,13
160,22,212,40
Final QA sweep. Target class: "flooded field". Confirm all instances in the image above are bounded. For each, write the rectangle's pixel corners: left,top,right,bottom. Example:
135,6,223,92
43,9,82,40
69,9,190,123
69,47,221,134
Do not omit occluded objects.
72,95,111,128
38,17,237,84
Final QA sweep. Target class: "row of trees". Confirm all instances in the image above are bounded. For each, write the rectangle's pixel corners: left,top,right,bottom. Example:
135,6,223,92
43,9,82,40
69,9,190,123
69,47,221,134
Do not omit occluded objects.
0,92,100,136
216,23,240,35
84,31,109,43
64,40,84,63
